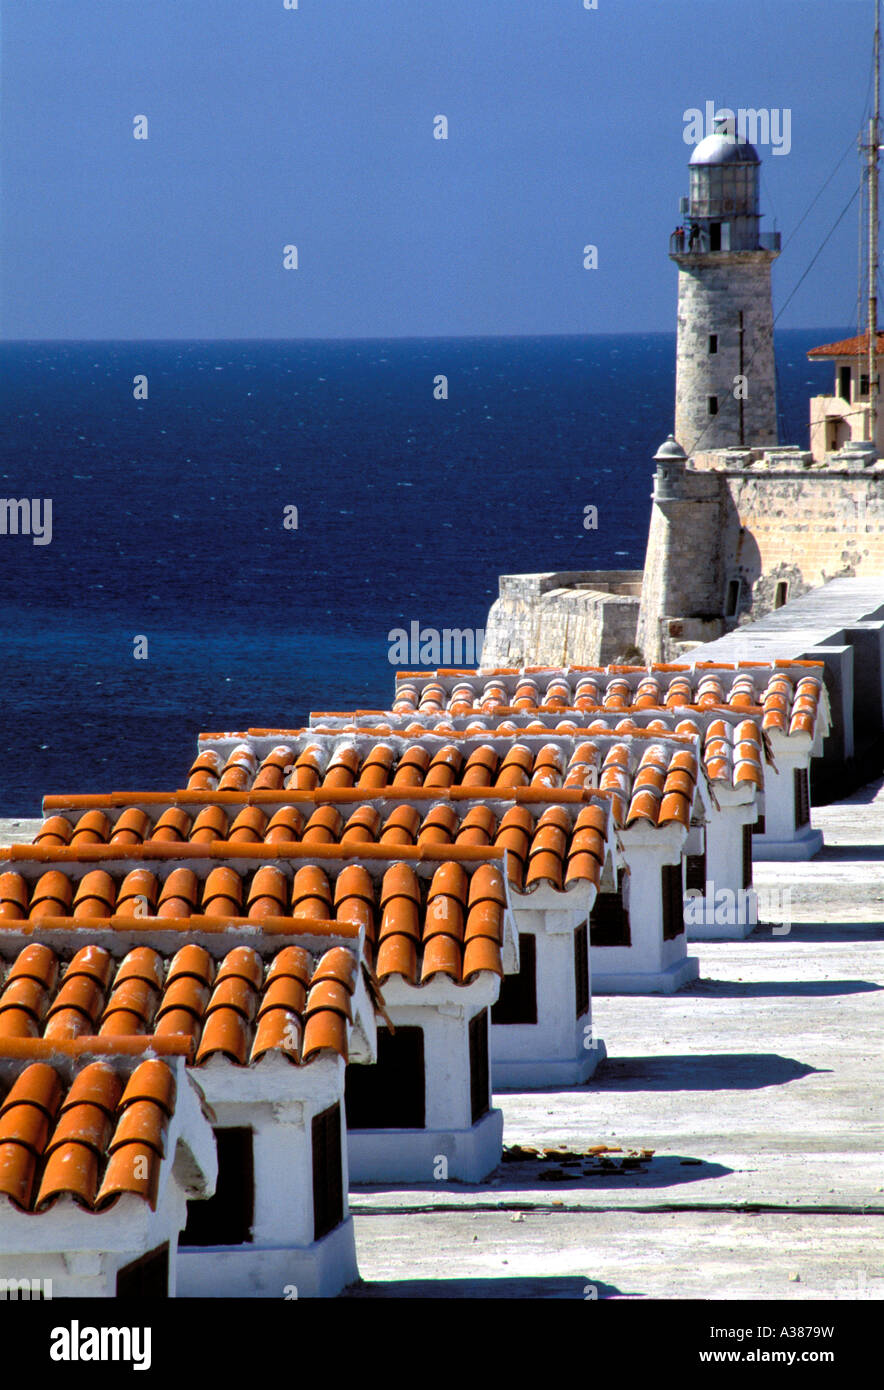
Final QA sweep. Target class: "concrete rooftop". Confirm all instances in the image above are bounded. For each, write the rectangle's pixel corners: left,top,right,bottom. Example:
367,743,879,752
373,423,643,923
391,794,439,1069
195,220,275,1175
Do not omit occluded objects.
346,778,884,1299
685,575,884,662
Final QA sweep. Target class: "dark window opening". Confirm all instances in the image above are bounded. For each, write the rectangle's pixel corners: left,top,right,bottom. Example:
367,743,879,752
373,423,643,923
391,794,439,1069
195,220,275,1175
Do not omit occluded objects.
181,1127,253,1248
116,1243,169,1298
685,849,707,894
312,1103,344,1241
709,222,722,251
662,864,685,940
707,395,719,416
345,1026,425,1129
753,813,766,837
742,824,754,889
861,374,870,397
774,581,788,609
839,366,851,401
590,884,631,946
574,923,589,1019
708,334,718,355
491,933,537,1025
468,1009,490,1124
794,768,810,829
724,578,742,618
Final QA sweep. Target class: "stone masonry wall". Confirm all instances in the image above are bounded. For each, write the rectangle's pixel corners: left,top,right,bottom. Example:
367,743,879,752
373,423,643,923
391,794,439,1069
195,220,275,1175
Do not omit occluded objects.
636,467,723,661
637,453,884,661
485,463,884,672
726,470,884,619
674,252,778,454
482,571,642,669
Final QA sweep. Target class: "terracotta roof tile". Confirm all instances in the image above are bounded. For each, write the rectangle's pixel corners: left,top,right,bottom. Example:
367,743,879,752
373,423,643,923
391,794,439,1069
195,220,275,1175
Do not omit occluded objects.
336,806,377,847
109,808,151,847
356,744,395,789
247,865,290,919
187,749,223,790
151,807,192,844
35,816,73,848
258,975,307,1019
250,1009,301,1064
157,867,200,918
301,1009,348,1062
0,932,367,1072
379,663,825,742
202,865,243,915
806,330,884,358
228,806,269,844
1,1061,64,1117
70,811,112,847
374,933,419,986
190,805,229,845
265,806,306,844
0,1058,171,1214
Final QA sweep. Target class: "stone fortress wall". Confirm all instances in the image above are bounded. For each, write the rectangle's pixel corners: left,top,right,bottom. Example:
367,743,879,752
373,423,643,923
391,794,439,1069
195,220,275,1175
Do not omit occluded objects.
637,444,884,662
483,445,884,671
481,570,643,669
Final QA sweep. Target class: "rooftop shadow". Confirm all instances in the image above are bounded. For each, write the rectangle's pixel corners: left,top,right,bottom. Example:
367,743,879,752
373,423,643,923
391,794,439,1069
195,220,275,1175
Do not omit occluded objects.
817,777,884,805
590,1052,824,1091
814,843,884,861
689,977,881,998
343,1275,639,1299
351,1156,734,1196
747,924,884,942
488,1156,733,1192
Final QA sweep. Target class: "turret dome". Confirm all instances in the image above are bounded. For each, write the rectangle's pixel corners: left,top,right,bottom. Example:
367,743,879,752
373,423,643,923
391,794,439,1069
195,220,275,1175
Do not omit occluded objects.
689,133,760,166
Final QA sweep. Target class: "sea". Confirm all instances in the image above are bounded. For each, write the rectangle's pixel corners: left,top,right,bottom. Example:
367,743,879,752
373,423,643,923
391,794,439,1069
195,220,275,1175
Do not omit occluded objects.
0,331,837,815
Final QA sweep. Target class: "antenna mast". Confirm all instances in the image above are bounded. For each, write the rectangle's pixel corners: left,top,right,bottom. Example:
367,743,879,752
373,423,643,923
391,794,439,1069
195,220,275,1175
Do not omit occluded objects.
868,0,880,447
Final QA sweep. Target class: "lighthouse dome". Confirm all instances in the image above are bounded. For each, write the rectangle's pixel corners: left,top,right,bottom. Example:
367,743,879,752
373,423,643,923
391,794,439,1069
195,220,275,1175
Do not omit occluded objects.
690,133,760,166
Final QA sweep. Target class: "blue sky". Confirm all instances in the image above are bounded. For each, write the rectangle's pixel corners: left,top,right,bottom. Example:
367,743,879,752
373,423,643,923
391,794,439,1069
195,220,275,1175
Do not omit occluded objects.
0,0,875,338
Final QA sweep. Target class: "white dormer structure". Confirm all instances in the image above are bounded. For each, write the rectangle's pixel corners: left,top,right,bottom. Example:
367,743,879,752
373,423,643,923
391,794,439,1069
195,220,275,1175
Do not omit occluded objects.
807,331,884,460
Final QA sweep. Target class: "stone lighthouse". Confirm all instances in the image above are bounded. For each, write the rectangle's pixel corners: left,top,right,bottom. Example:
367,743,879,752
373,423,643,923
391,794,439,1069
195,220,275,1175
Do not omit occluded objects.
670,123,781,453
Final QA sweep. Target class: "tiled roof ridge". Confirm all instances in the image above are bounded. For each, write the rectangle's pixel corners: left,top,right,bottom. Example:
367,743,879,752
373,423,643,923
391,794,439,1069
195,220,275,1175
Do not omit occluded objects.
309,696,762,717
340,702,767,720
2,841,510,867
198,725,702,745
391,658,825,681
42,785,610,813
0,1035,192,1060
0,913,361,936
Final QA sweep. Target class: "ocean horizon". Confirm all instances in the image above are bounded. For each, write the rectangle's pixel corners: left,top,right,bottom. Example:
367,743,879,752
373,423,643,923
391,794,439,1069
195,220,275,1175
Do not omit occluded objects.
0,330,840,814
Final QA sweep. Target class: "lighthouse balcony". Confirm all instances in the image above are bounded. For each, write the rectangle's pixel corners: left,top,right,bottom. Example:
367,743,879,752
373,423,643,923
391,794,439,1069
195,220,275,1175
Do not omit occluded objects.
669,228,780,256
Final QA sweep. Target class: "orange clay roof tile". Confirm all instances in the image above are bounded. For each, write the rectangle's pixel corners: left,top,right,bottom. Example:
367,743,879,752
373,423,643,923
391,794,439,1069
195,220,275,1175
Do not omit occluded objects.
301,1008,348,1062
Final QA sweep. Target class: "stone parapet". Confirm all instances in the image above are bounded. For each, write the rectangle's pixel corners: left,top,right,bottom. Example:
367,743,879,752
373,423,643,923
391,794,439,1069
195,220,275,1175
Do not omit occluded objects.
482,572,643,669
